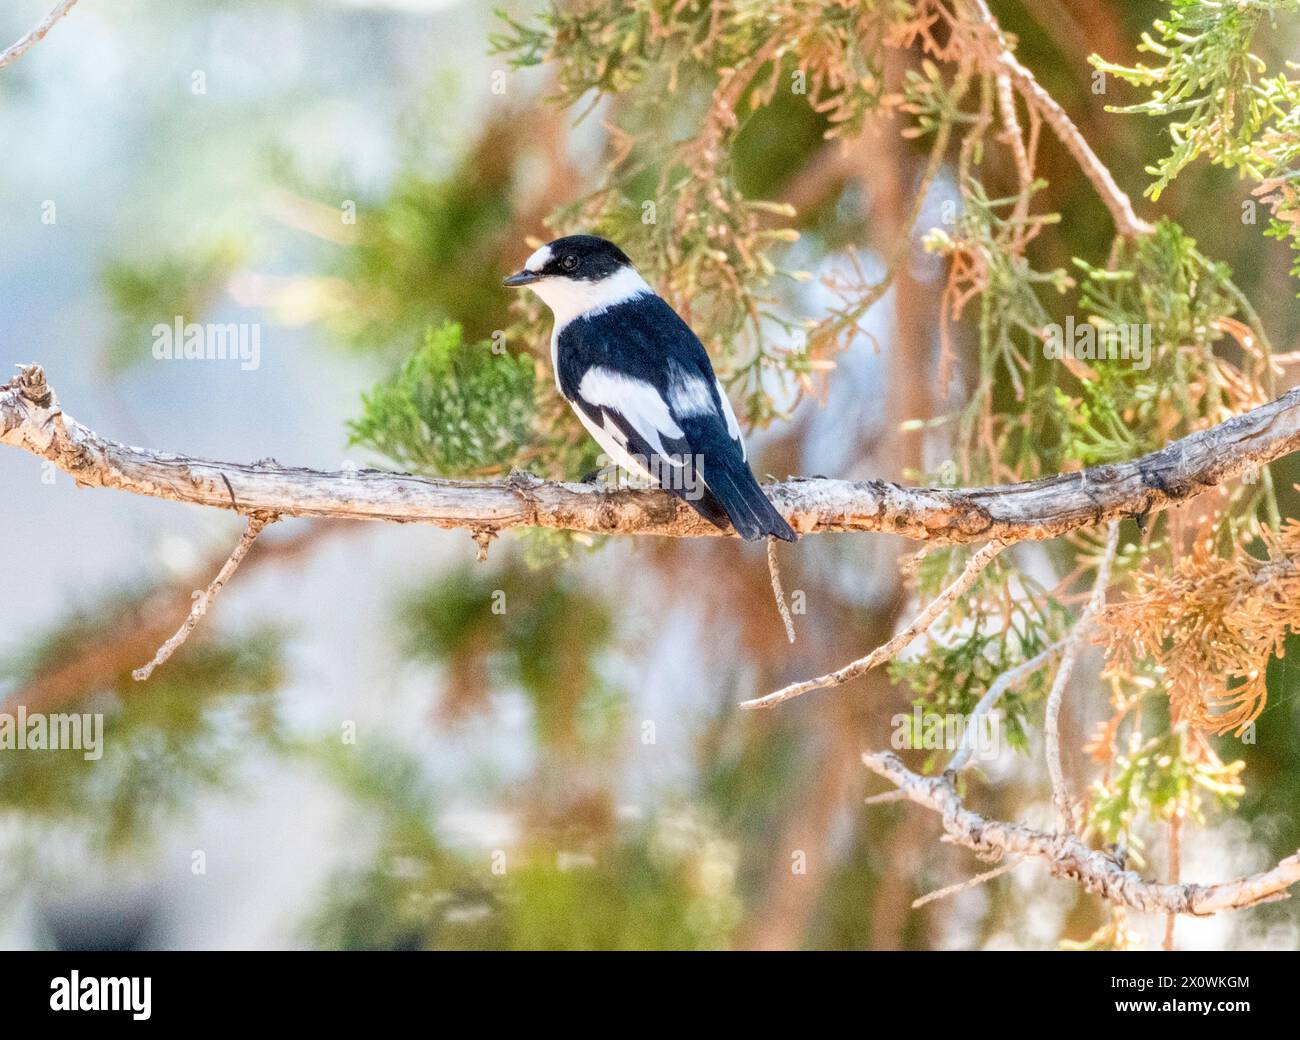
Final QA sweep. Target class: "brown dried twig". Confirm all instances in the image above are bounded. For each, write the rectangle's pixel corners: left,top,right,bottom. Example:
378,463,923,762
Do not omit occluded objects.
131,514,276,681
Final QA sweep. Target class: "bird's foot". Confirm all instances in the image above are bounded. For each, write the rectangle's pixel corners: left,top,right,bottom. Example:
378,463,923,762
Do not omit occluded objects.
580,463,630,487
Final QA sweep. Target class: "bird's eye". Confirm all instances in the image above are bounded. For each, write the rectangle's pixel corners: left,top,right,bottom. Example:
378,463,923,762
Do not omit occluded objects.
561,255,579,271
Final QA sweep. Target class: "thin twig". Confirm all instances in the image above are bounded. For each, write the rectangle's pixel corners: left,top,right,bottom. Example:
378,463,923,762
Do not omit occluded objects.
1164,811,1182,951
132,514,274,681
5,520,339,714
767,539,796,644
995,71,1033,228
946,636,1068,773
741,540,1006,709
1044,520,1120,831
964,0,1154,238
911,860,1021,909
0,0,80,71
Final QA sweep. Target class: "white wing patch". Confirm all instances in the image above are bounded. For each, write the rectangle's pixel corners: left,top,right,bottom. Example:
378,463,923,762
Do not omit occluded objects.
571,404,654,481
665,359,716,418
577,366,685,464
715,378,746,461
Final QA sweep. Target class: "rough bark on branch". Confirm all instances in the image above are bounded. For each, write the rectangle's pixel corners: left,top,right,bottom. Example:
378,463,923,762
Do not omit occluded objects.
864,751,1300,916
3,364,1298,543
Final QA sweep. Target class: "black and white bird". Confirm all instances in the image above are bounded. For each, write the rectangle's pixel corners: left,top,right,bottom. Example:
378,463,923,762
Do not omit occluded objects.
504,235,796,542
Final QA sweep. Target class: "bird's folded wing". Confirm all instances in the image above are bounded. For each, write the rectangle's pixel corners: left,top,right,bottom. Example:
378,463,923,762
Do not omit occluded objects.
572,366,693,471
573,363,746,469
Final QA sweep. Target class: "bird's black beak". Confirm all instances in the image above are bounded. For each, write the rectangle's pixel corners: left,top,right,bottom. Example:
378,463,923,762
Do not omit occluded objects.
503,270,541,287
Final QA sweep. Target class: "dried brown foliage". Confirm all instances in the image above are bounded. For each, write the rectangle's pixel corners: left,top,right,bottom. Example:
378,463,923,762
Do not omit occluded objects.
1097,520,1300,735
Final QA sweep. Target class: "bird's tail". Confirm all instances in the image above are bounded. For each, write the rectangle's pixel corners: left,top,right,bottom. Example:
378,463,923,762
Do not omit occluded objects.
699,456,796,542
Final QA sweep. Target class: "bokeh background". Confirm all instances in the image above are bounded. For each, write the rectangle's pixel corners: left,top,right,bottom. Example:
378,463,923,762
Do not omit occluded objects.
2,0,1299,950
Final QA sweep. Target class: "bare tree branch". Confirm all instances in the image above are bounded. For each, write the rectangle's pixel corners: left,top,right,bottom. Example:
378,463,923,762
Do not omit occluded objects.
0,0,80,71
864,751,1300,916
6,365,1300,545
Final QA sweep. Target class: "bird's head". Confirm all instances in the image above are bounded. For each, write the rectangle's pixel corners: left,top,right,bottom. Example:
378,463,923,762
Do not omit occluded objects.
504,235,649,323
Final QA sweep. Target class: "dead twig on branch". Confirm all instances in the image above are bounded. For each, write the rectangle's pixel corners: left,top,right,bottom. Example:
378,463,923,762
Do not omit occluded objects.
767,539,796,644
740,540,1007,710
1044,520,1121,831
945,637,1067,773
911,860,1021,909
4,520,340,712
132,513,276,681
